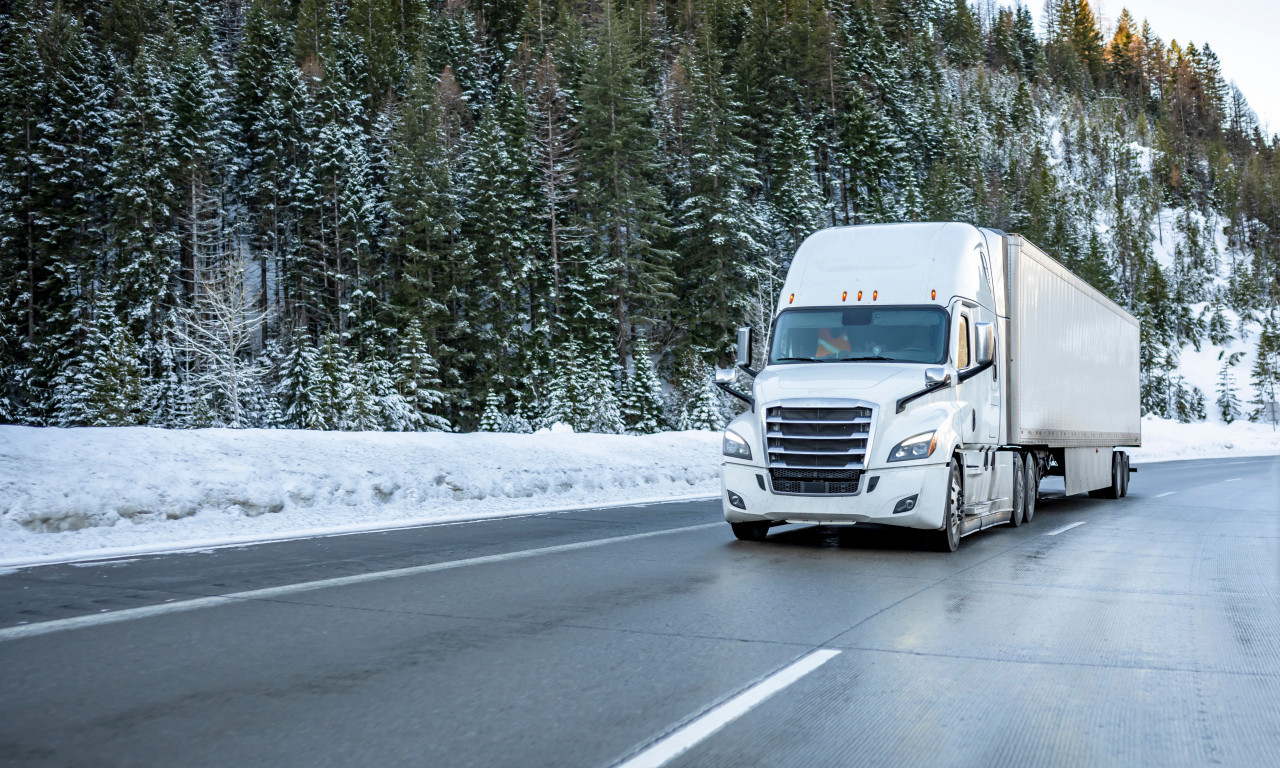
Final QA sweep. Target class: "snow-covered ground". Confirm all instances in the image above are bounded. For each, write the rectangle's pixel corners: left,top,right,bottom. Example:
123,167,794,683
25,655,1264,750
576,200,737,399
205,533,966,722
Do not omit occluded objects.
1128,416,1279,463
3,416,1276,568
0,426,720,567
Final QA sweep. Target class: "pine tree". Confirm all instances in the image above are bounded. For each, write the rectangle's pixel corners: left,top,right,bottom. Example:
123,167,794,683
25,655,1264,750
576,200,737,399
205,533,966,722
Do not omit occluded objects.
1215,352,1242,423
578,0,673,365
310,332,347,430
394,319,450,431
479,389,504,432
276,327,321,429
1249,316,1280,425
678,367,726,431
622,336,666,434
671,40,765,363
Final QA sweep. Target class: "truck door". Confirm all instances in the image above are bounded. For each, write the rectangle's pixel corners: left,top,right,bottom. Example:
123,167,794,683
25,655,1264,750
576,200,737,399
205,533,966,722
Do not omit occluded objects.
956,307,995,503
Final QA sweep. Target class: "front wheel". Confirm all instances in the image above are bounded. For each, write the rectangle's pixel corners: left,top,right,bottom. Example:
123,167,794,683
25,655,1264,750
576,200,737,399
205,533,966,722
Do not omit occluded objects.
730,521,770,542
931,460,963,552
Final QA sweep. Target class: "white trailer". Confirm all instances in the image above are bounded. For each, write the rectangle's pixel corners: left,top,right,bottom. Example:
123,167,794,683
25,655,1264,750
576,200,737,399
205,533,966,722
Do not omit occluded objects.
717,222,1140,551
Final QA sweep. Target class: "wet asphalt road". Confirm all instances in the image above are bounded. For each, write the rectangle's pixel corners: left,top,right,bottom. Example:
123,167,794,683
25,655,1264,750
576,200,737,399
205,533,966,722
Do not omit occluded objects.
0,455,1277,768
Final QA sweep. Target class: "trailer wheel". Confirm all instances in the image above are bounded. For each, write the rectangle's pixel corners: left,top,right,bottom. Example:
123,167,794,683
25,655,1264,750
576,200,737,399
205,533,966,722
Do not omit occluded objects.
931,461,963,552
1089,452,1123,499
1023,457,1038,523
730,522,770,542
1120,453,1130,497
1009,453,1025,527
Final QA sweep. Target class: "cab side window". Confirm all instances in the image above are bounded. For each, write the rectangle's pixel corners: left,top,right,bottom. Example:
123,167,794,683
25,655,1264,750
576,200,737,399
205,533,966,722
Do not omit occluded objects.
956,314,970,368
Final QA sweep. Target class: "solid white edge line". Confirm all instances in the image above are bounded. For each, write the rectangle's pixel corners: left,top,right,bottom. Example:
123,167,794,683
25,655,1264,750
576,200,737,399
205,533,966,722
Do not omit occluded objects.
0,522,722,643
0,493,721,570
613,649,841,768
1045,521,1087,536
1153,491,1176,498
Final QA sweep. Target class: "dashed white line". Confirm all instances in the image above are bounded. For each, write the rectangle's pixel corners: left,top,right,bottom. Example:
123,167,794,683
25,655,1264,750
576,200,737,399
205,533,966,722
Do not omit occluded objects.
0,523,721,643
1154,491,1176,498
1045,521,1087,536
613,649,841,768
1225,478,1243,482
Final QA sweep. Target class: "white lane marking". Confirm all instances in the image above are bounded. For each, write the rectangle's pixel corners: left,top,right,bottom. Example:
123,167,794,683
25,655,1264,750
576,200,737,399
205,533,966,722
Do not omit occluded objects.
1225,478,1243,482
1154,491,1176,498
1045,521,1087,536
0,523,722,643
0,493,721,571
614,649,841,768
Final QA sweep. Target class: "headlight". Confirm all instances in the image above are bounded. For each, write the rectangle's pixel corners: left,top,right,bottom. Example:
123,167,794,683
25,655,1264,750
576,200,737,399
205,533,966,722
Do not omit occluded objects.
722,430,752,460
888,431,938,462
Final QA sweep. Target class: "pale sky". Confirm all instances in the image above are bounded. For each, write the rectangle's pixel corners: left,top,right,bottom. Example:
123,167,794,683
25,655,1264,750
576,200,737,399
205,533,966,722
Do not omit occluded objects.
1024,0,1280,136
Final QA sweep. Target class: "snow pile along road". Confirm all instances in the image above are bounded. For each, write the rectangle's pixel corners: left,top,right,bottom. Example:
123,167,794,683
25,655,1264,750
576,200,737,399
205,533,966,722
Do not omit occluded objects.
0,426,720,566
1127,416,1280,463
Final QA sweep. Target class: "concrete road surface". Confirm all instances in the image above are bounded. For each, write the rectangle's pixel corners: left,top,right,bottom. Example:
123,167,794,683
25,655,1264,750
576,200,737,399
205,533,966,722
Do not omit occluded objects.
1,455,1277,767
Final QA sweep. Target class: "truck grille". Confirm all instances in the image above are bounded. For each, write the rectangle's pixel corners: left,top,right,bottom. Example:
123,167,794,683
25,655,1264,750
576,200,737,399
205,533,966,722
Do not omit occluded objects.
765,405,872,471
769,468,862,495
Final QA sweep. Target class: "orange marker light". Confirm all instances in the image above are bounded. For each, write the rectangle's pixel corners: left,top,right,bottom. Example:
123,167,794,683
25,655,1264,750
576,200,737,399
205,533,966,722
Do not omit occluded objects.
842,291,848,301
857,290,862,301
789,293,795,304
872,290,878,301
931,289,936,300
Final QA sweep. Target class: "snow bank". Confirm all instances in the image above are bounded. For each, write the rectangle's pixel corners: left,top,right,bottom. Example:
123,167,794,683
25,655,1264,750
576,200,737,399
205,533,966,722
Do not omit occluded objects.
0,426,720,566
1127,416,1280,464
2,418,1274,567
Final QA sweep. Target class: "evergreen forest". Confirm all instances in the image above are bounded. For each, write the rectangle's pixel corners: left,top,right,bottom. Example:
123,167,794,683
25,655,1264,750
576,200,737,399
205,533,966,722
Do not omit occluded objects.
2,0,1279,433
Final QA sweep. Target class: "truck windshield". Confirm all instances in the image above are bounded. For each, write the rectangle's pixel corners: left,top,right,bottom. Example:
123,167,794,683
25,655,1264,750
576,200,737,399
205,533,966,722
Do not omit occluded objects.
769,307,949,365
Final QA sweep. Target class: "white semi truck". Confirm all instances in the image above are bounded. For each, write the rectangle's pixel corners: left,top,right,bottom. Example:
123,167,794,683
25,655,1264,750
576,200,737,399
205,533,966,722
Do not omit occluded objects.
716,222,1141,551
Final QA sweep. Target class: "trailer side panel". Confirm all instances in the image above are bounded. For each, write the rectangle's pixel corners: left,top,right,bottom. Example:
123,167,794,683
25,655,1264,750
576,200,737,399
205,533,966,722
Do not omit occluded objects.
1007,236,1142,447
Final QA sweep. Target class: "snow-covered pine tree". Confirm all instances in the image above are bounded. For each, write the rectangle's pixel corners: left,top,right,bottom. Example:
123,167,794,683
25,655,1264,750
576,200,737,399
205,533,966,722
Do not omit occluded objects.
479,390,504,432
342,359,383,431
1215,351,1243,423
581,347,625,434
1249,315,1280,426
311,332,349,430
622,336,666,434
578,0,673,366
463,84,539,411
53,290,146,427
276,327,321,429
671,40,765,363
678,366,726,432
394,319,450,431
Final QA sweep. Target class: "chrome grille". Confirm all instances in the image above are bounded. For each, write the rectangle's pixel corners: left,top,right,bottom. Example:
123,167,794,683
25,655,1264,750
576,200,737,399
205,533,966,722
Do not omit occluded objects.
769,468,861,495
765,405,871,471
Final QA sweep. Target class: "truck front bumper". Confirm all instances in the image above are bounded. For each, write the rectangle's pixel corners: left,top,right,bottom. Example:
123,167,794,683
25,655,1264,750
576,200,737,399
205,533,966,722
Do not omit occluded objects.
721,461,949,531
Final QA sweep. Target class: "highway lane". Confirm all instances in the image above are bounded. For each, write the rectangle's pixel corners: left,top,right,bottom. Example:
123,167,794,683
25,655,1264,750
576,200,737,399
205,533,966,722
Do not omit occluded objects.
1,455,1277,767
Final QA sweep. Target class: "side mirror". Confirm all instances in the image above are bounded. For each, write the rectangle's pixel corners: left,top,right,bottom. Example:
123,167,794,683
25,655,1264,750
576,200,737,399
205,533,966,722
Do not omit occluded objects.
925,367,952,387
974,322,995,366
714,367,736,385
735,326,754,369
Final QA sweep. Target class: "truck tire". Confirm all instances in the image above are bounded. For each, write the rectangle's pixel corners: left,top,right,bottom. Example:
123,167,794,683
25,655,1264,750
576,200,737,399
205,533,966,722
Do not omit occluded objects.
1009,453,1025,527
730,521,770,542
931,460,963,552
1088,452,1123,499
1120,453,1130,497
1023,457,1037,523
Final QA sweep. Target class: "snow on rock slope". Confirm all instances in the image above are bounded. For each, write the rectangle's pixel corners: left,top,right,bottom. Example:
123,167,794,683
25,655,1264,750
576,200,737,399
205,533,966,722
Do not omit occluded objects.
0,426,719,566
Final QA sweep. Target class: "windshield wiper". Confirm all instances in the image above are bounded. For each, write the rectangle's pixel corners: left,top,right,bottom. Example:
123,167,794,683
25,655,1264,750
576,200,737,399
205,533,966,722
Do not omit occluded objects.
833,355,895,362
774,356,825,363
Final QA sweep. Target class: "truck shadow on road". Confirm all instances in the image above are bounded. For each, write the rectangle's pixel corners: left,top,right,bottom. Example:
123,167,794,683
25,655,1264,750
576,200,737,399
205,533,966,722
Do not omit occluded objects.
743,490,1079,553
